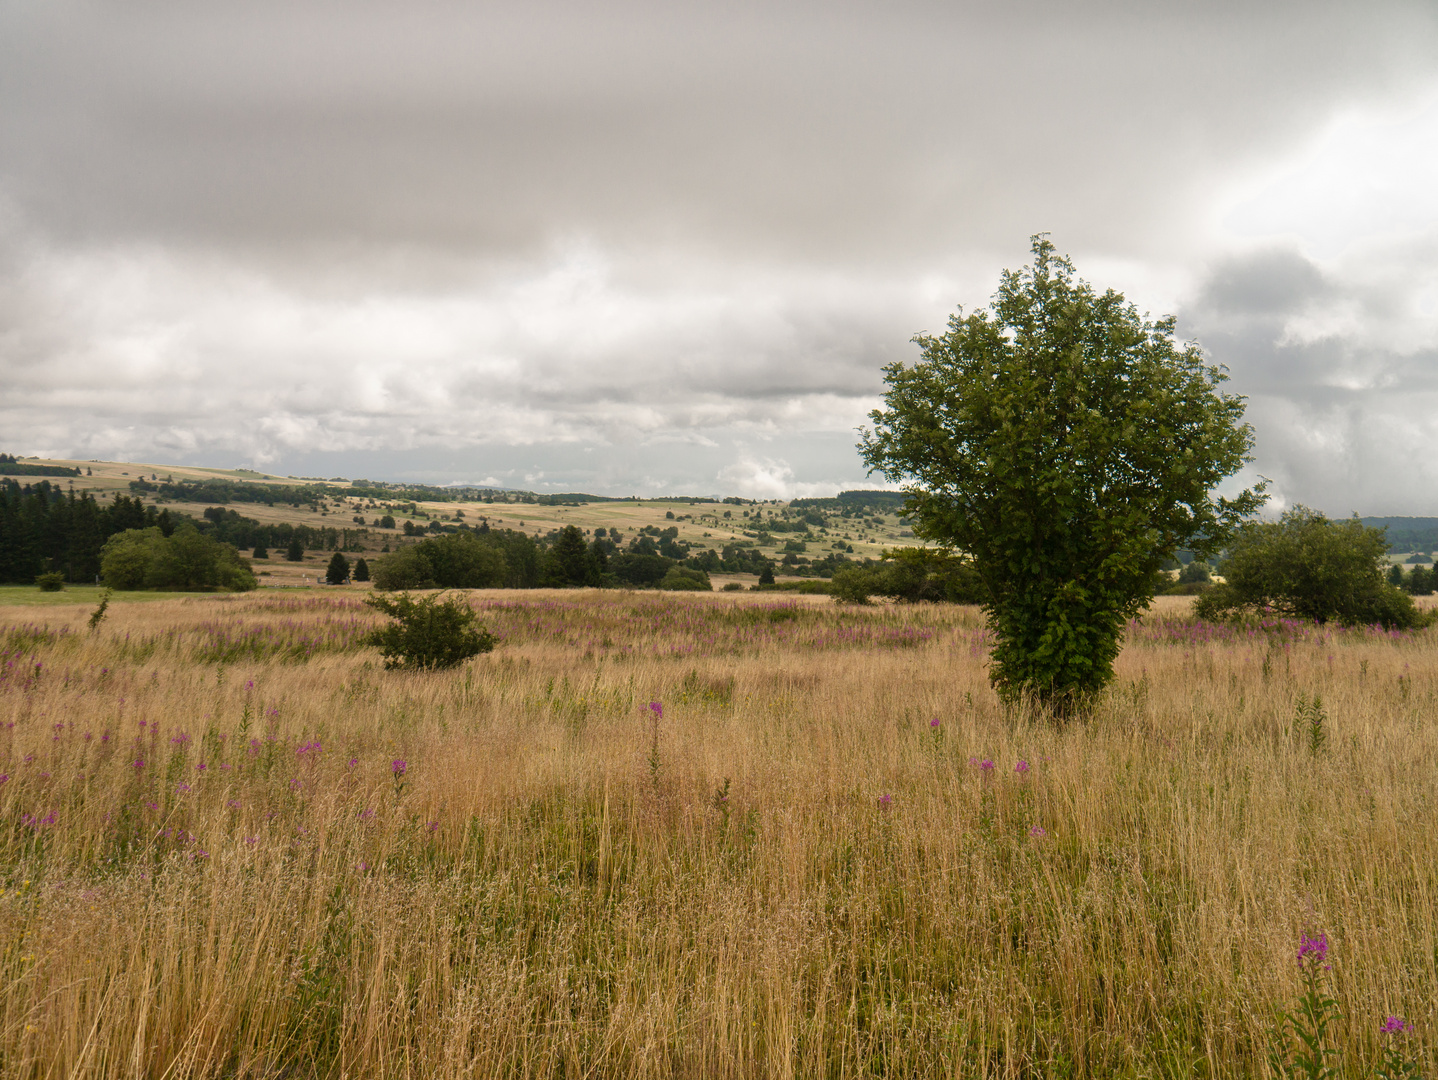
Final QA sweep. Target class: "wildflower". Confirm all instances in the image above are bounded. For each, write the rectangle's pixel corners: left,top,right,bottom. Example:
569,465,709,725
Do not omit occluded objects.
196,762,207,771
132,759,145,770
358,861,369,871
1015,760,1031,775
648,701,663,720
1297,931,1329,970
1028,825,1046,837
227,800,240,810
392,759,407,777
244,836,257,845
980,758,995,773
175,782,191,792
929,717,941,728
877,793,892,809
1381,1017,1409,1035
427,821,439,832
348,758,359,769
0,775,7,785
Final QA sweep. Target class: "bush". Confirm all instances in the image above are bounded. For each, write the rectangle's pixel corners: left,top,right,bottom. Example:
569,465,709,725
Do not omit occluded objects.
658,567,711,591
1196,506,1426,629
361,592,498,670
35,571,65,591
251,544,269,560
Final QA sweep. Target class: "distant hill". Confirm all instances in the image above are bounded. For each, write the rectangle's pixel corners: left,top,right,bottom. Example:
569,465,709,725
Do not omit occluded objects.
1360,517,1438,553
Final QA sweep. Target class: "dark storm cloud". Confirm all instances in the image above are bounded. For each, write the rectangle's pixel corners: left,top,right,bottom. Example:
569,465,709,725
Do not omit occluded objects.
2,0,1437,497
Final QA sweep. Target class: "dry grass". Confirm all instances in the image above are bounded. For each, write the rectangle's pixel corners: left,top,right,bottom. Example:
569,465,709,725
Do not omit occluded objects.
1,591,1435,1078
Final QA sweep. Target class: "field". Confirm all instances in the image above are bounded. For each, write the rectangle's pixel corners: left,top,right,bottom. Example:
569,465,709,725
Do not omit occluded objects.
1,590,1436,1078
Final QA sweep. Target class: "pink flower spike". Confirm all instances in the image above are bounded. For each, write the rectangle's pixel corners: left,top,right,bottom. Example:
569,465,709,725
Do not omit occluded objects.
929,717,941,728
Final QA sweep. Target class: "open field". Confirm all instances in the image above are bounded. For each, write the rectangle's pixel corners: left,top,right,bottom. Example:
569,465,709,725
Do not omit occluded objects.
1,591,1436,1077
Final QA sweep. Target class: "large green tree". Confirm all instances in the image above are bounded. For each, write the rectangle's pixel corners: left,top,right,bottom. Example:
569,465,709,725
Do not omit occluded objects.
861,236,1265,711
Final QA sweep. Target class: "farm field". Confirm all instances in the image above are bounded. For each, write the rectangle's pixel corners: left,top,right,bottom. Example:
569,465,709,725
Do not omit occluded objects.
1,591,1436,1078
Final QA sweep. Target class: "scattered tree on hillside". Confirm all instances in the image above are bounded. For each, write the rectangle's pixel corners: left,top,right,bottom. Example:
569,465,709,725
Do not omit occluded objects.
286,538,304,562
353,557,370,582
861,235,1265,713
1196,507,1424,628
252,543,269,559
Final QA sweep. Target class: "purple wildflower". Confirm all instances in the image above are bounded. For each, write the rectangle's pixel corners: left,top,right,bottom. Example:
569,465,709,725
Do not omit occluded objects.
1028,825,1046,838
877,793,892,809
1297,931,1329,970
1381,1017,1409,1036
648,701,663,720
132,759,145,770
930,717,941,728
1015,760,1031,775
392,759,407,777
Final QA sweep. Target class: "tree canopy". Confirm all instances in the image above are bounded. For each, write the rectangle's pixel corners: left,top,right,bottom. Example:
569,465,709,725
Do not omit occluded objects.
1196,506,1424,629
861,235,1265,710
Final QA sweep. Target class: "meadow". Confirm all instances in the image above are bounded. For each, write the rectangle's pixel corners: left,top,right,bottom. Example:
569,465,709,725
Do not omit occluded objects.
1,589,1435,1078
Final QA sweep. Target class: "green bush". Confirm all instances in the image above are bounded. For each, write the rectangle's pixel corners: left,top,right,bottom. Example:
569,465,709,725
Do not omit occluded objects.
361,592,498,670
658,567,711,591
35,571,65,592
1196,507,1426,629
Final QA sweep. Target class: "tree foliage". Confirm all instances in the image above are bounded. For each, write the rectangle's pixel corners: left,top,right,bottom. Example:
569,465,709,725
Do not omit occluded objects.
361,592,497,670
325,552,351,585
100,524,256,592
1196,506,1425,629
861,235,1264,711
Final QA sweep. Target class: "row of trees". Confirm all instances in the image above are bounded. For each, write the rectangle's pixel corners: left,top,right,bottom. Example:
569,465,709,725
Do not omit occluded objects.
0,481,369,584
1,481,182,583
367,528,715,592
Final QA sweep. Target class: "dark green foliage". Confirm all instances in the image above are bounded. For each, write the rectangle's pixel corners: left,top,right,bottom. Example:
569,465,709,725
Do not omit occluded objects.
353,557,370,582
286,538,305,562
35,571,65,591
758,565,775,586
371,530,537,591
831,548,987,605
658,567,712,591
610,552,673,587
548,525,601,586
1196,507,1425,629
325,552,351,585
361,592,497,670
1177,560,1211,585
0,454,81,477
861,236,1264,712
252,544,269,560
100,524,256,591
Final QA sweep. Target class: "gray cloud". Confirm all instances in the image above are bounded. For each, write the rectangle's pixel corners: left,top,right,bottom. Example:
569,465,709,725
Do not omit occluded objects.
2,1,1438,498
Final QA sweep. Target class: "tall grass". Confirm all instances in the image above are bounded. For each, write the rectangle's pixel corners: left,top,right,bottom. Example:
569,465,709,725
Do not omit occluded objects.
0,592,1434,1078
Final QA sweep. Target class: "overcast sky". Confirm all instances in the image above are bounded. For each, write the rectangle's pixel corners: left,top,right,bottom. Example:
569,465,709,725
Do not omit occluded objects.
3,0,1437,511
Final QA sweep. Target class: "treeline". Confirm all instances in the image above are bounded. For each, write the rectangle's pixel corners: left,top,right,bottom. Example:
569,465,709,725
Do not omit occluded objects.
1362,517,1438,554
372,528,709,592
0,454,80,478
197,507,368,553
0,480,360,584
1,480,181,583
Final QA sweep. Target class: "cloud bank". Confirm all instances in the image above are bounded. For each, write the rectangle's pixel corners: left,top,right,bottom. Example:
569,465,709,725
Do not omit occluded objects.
2,0,1437,502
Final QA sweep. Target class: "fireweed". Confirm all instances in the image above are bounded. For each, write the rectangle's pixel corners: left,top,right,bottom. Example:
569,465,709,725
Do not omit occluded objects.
1268,933,1425,1080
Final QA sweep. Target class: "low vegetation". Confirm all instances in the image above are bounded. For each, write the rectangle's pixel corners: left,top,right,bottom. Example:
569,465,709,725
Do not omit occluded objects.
0,591,1433,1076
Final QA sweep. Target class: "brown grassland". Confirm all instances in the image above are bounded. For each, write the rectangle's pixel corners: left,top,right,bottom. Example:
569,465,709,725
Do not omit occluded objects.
0,590,1435,1078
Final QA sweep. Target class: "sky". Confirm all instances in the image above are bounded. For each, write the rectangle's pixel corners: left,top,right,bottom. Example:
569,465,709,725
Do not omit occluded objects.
2,0,1438,512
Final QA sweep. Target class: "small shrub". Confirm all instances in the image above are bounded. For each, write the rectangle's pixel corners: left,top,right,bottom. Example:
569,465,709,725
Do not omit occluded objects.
658,567,711,591
35,572,65,592
361,592,497,670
